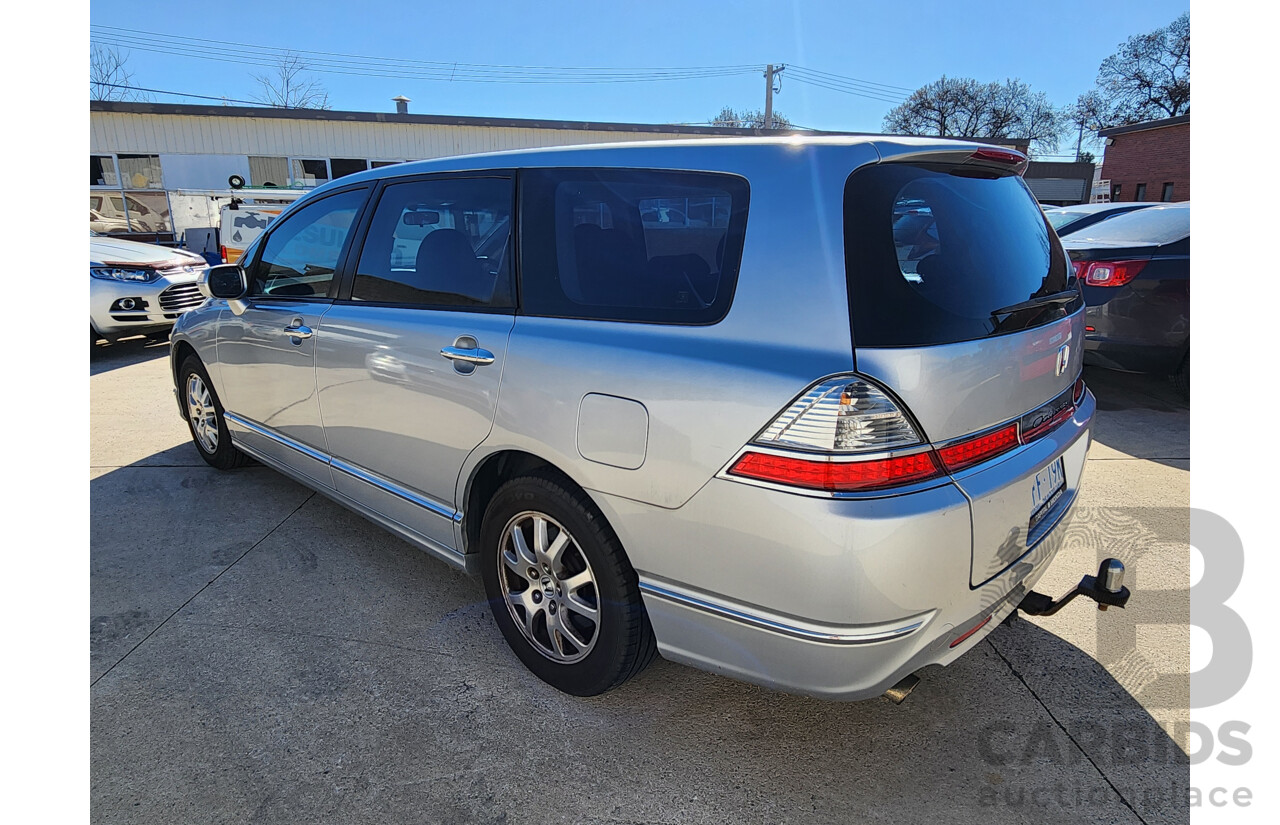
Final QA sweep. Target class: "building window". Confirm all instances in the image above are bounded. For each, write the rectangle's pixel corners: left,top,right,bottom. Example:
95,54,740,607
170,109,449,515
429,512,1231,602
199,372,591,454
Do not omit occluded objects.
91,155,118,187
371,160,405,169
1161,182,1175,202
330,158,371,178
1134,183,1147,201
292,158,330,188
117,154,164,189
1111,183,1121,200
249,156,290,188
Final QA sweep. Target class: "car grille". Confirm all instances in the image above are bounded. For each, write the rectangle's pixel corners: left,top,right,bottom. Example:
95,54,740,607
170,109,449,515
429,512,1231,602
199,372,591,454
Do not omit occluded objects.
158,282,205,313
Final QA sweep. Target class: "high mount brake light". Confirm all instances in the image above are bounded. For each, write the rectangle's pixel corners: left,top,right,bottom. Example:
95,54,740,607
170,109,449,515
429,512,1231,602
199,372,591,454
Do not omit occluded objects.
1078,259,1148,287
968,147,1029,175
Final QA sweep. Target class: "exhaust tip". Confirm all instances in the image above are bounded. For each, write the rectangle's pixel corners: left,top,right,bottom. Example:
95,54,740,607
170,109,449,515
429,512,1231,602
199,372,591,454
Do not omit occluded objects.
883,673,921,704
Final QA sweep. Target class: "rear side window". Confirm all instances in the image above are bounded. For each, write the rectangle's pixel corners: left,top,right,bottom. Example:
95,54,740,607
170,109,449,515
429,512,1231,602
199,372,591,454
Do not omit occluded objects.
352,176,514,309
844,163,1074,347
520,169,749,324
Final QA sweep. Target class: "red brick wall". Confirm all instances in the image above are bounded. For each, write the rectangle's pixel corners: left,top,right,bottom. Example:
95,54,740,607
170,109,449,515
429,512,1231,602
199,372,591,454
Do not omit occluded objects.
1099,122,1190,202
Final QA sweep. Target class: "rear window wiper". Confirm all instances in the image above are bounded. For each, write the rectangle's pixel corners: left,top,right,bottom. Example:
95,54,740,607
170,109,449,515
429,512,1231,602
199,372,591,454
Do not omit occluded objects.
989,289,1080,318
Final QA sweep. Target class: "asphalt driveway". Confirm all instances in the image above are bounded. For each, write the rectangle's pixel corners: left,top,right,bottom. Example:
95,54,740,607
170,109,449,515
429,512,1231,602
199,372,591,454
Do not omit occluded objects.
90,337,1190,825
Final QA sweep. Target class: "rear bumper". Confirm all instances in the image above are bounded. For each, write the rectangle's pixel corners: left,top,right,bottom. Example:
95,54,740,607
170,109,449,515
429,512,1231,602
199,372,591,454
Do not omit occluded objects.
594,391,1095,701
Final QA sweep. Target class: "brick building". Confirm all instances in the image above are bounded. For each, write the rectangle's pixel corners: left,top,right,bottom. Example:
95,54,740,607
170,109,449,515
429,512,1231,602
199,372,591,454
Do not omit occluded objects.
1098,115,1189,203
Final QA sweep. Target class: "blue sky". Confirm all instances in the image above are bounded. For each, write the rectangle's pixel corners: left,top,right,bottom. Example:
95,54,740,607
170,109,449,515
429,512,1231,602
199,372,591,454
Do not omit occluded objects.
89,0,1188,156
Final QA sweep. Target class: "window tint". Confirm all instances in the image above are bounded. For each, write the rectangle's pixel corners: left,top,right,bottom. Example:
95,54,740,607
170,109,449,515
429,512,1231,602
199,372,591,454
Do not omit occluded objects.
352,177,514,308
1068,205,1189,245
520,169,749,324
844,162,1075,347
249,188,366,298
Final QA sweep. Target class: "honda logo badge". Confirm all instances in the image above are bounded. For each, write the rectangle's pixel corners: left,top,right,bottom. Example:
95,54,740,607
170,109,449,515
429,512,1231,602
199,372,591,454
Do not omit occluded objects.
1055,344,1071,377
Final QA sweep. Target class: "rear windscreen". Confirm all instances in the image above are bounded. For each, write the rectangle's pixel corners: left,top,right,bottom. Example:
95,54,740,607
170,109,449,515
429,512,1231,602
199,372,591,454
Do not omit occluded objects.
844,163,1077,347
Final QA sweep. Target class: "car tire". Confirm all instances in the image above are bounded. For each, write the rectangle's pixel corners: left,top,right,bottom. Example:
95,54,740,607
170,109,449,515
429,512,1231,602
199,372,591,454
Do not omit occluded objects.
179,356,250,471
480,474,657,696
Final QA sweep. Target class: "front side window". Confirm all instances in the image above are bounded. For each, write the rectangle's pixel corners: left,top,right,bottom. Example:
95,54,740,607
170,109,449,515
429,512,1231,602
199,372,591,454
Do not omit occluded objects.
520,168,750,324
248,188,366,298
351,177,514,308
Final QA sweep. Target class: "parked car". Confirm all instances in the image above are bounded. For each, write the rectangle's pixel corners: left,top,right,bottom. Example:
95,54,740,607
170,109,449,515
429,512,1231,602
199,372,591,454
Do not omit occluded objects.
1061,203,1190,390
1043,202,1161,237
170,137,1114,700
90,233,209,343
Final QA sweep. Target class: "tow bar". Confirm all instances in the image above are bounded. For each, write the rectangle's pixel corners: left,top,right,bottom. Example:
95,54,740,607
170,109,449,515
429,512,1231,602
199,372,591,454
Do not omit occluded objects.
1017,558,1131,616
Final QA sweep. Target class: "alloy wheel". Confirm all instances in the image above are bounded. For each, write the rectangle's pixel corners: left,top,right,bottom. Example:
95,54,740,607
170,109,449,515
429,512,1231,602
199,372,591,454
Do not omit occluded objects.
186,373,219,454
498,511,601,663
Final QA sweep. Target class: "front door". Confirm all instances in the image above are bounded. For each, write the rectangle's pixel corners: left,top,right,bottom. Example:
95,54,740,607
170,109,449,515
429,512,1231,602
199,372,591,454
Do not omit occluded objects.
215,186,369,489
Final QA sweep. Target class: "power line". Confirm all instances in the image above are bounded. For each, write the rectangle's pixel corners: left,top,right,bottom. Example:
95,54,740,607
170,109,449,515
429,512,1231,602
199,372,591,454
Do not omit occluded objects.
90,26,759,84
788,74,908,105
92,82,266,106
788,64,914,93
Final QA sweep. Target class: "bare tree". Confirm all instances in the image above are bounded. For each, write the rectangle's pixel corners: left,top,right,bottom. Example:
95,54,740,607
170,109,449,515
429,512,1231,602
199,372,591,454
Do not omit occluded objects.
711,106,792,130
1094,13,1190,124
882,76,1064,155
90,44,146,101
252,53,332,109
1066,91,1109,159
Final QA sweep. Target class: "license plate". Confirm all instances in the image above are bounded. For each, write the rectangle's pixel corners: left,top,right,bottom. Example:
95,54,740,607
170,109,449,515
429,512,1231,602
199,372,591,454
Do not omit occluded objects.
1029,458,1066,531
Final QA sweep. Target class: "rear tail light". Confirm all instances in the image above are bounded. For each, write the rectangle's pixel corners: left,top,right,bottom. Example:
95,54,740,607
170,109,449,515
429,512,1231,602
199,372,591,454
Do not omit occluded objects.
729,450,942,493
936,423,1018,472
754,377,923,453
729,374,1084,495
1078,259,1148,287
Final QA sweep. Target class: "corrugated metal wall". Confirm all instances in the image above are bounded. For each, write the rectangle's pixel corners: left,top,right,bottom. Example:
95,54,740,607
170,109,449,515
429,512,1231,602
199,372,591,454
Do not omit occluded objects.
90,112,695,161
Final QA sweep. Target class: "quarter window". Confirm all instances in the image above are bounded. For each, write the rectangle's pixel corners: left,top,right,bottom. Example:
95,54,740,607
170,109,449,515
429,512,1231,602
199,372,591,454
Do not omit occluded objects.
248,188,367,298
520,169,750,324
352,177,514,308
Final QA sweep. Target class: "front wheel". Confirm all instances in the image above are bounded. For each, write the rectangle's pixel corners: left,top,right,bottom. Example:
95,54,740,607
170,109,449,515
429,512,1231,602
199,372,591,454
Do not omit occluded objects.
480,475,657,696
179,356,249,470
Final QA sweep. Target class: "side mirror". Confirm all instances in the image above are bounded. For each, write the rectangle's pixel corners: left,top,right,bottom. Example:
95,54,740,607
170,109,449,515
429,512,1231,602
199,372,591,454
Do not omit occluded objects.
204,264,247,299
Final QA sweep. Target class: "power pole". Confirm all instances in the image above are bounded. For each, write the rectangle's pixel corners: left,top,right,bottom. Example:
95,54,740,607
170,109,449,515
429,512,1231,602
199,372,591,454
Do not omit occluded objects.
764,64,785,129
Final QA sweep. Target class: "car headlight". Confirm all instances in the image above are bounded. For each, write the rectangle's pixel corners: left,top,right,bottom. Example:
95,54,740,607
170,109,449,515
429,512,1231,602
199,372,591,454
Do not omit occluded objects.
90,267,157,283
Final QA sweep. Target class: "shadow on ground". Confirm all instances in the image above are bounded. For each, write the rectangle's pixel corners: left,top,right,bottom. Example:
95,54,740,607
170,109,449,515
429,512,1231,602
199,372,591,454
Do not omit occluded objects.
90,334,171,376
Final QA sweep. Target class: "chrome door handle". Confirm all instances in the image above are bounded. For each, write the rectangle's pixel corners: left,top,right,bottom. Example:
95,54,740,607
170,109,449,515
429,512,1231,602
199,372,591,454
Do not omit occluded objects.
440,346,495,365
284,323,313,340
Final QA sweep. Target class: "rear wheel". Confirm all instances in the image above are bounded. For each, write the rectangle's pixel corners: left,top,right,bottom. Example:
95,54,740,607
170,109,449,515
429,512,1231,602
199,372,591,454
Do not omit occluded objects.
480,475,657,695
179,356,249,470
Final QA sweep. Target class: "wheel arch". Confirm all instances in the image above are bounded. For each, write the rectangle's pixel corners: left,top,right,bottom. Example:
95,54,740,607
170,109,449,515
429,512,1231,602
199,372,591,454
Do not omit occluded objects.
171,339,201,418
460,449,607,557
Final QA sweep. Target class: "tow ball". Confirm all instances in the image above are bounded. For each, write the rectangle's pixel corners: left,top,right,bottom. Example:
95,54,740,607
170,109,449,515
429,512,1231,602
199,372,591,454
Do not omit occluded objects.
1016,558,1131,616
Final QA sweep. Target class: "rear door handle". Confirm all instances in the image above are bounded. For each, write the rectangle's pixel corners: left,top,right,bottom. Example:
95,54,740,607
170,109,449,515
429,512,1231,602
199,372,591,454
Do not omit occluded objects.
440,346,495,365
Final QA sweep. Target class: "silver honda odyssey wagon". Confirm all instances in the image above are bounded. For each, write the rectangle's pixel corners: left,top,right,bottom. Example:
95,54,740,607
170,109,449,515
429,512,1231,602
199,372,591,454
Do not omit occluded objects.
171,136,1113,700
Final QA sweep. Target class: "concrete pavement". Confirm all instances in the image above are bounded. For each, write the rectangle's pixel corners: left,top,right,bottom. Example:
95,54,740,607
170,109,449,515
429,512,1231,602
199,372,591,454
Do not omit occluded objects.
90,337,1190,824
